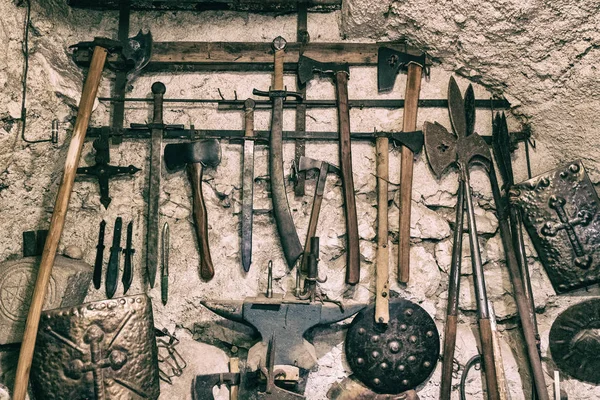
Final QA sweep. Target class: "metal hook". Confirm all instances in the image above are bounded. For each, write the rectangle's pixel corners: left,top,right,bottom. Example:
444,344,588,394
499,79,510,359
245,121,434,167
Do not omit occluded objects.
217,88,225,101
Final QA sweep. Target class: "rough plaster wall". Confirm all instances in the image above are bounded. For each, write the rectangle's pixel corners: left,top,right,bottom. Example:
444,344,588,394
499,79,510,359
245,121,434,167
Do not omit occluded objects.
0,0,598,399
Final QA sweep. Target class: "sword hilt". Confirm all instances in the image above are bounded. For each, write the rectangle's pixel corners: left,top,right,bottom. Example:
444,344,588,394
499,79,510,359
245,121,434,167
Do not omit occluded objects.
272,36,286,91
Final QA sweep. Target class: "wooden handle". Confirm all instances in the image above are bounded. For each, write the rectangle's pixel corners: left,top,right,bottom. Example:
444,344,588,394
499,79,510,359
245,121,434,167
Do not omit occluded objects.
229,357,240,400
440,314,458,400
335,71,360,285
12,45,108,400
244,100,255,137
479,318,500,400
273,49,284,91
375,136,390,324
398,63,423,284
187,163,215,280
301,193,323,274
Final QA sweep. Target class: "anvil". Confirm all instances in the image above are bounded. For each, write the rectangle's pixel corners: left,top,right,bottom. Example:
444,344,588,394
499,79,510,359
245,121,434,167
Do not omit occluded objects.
202,294,366,370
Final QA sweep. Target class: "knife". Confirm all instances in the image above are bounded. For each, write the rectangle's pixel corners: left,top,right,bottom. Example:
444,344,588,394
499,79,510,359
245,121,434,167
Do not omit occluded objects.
93,220,106,290
122,221,135,294
106,217,122,299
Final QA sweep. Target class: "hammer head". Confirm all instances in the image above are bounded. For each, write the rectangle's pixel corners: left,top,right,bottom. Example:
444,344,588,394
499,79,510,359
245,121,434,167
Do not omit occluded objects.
298,156,340,175
377,47,426,92
164,139,221,171
298,55,349,85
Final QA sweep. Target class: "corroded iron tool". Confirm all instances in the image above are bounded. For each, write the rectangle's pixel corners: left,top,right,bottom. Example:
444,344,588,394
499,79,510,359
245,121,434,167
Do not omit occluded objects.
192,372,241,400
253,37,303,269
106,217,123,299
259,337,305,400
424,77,499,400
14,32,151,400
122,221,134,294
241,98,257,272
297,55,360,285
377,47,427,284
164,139,221,280
161,222,169,305
296,156,340,274
93,220,106,289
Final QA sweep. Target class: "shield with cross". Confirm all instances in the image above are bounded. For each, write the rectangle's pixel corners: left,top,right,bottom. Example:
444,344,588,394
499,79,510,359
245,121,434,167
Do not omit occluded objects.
510,160,600,293
30,294,160,400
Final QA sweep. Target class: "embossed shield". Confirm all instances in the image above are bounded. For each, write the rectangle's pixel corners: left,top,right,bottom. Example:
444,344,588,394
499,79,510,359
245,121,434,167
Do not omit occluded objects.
510,160,600,293
30,294,160,400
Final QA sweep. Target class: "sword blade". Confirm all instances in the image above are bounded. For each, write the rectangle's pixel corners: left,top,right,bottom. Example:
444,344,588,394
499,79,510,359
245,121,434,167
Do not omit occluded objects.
106,217,123,298
93,220,106,289
161,222,169,306
241,139,255,272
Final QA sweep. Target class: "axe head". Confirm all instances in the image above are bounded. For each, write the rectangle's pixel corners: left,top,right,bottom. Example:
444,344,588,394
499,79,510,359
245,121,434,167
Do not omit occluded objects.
377,47,426,92
192,372,240,400
423,121,457,179
298,55,348,85
164,139,221,171
103,30,153,75
298,156,341,175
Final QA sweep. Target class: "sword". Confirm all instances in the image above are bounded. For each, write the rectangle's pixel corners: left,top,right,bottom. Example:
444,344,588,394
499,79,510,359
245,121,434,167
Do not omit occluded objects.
93,220,106,289
106,217,123,298
253,37,303,268
146,82,166,287
161,222,169,306
122,221,134,294
241,98,256,272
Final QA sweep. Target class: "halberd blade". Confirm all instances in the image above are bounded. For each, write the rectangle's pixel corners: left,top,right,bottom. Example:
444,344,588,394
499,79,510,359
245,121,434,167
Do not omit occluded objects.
464,84,476,137
492,112,514,186
448,77,466,138
423,121,457,179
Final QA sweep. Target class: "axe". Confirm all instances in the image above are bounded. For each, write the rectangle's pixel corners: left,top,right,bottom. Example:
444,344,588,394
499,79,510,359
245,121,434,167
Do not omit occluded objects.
192,372,240,400
377,47,427,284
298,55,360,285
12,34,151,400
164,139,221,280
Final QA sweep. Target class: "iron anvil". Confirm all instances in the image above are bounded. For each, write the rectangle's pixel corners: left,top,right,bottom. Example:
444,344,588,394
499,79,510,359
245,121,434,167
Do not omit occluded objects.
202,294,366,370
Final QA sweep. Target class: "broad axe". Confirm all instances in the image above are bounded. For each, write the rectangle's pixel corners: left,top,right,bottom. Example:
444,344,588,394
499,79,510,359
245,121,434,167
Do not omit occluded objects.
297,55,360,285
423,77,500,400
164,139,221,280
12,33,151,400
202,294,366,370
296,156,340,273
377,47,427,284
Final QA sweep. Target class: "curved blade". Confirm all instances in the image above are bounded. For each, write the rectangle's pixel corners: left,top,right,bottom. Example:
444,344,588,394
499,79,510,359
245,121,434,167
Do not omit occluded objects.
448,77,466,138
424,121,457,179
464,84,475,137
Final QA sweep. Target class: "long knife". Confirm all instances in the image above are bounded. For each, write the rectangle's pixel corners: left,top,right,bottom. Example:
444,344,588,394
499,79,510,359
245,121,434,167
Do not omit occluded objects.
122,221,134,294
252,37,303,268
146,82,166,288
106,217,123,299
241,98,256,272
93,220,106,289
161,222,169,306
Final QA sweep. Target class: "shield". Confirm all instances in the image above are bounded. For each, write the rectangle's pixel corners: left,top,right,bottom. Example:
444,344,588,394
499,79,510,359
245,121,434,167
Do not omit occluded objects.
30,294,160,400
510,160,600,293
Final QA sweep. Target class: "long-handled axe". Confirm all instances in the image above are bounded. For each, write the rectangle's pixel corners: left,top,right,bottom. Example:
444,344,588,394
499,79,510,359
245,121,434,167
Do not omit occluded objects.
297,55,360,285
377,47,427,284
12,34,151,400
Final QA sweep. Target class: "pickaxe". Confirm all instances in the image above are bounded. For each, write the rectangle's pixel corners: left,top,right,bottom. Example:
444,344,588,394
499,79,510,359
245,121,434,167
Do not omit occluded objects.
423,77,500,400
164,139,222,280
297,55,360,285
296,156,340,273
12,33,151,400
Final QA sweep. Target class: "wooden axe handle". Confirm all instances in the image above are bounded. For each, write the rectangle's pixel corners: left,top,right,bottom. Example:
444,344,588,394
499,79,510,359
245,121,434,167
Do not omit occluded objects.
12,46,108,400
229,357,240,400
398,63,423,284
375,136,390,324
335,71,360,285
187,163,215,280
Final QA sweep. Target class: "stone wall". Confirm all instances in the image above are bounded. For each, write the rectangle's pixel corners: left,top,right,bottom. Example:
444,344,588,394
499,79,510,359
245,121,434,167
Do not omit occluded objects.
0,0,599,399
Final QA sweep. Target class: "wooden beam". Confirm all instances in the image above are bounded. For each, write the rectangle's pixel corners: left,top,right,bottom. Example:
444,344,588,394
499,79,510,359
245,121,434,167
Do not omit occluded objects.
68,0,341,12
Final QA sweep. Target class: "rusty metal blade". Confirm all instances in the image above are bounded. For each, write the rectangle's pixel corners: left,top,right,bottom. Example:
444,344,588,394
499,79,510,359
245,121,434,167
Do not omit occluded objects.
492,112,514,186
448,77,466,137
464,84,475,137
423,121,457,179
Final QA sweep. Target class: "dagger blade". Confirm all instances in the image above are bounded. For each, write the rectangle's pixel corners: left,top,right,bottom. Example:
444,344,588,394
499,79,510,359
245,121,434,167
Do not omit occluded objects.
122,221,134,294
106,217,123,299
93,220,106,289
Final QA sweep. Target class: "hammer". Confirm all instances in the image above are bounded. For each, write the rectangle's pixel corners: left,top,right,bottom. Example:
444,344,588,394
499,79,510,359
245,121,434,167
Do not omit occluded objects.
296,156,340,274
164,139,221,280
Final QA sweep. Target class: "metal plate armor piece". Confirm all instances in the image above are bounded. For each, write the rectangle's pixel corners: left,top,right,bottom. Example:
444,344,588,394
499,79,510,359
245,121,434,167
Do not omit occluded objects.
510,160,600,293
30,294,160,400
345,299,440,394
549,298,600,384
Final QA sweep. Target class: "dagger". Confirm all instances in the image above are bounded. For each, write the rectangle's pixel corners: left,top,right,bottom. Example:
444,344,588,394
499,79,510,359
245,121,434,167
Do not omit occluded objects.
93,220,106,289
122,221,134,294
241,98,256,272
106,217,123,299
161,222,169,306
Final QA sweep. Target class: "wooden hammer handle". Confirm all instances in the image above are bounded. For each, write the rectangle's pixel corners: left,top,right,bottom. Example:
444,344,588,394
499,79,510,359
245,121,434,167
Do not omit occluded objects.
398,63,423,284
335,71,360,285
187,163,215,280
12,45,108,400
